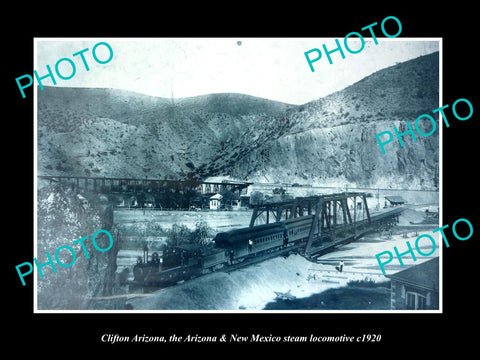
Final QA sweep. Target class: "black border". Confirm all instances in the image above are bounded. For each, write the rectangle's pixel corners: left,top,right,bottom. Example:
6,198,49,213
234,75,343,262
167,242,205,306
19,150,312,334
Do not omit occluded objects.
6,5,478,354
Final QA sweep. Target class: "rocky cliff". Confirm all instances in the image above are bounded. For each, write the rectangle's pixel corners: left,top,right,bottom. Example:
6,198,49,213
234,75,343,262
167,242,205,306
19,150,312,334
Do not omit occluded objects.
229,52,439,188
36,182,120,310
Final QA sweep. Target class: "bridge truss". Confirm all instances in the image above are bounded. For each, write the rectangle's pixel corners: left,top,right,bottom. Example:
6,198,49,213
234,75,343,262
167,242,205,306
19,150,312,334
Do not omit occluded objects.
250,192,401,258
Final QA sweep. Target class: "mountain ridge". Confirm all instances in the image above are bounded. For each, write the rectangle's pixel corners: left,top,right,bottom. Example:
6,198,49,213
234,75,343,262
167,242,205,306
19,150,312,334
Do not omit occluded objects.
37,52,439,189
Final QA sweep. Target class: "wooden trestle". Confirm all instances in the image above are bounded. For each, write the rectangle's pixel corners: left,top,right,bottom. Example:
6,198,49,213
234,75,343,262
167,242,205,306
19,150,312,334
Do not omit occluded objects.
37,175,252,196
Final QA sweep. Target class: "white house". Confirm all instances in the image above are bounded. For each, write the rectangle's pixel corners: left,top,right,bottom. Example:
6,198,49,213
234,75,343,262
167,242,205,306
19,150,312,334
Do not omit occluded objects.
209,193,223,210
230,198,241,211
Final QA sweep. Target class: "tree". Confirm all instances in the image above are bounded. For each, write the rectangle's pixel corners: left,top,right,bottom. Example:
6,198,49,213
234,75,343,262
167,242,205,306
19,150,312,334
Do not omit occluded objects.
166,224,191,246
190,222,214,246
250,191,264,205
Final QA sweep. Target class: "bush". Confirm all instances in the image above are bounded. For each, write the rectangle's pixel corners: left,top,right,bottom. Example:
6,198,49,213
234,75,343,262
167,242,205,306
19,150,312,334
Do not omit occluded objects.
347,277,377,288
165,221,214,247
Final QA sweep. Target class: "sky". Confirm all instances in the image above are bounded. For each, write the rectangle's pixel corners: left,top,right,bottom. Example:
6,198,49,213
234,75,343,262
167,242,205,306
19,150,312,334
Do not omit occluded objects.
35,38,440,105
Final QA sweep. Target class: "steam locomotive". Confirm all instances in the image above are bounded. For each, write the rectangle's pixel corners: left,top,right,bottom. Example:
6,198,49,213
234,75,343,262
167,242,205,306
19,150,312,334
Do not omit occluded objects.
132,215,315,287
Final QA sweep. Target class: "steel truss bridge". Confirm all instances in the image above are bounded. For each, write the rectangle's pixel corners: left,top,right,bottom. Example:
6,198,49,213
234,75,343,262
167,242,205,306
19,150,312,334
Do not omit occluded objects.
249,192,403,258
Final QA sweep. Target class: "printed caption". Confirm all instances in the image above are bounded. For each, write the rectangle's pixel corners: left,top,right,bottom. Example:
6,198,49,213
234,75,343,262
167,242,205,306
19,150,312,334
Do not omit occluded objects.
101,333,382,344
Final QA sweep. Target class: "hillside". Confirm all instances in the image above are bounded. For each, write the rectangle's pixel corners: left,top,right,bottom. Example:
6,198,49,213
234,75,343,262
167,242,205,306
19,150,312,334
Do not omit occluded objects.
227,52,440,188
37,52,439,189
37,88,295,180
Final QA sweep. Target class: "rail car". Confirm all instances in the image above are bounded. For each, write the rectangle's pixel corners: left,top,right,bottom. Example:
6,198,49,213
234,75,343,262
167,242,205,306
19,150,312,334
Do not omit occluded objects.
285,215,316,241
214,221,287,261
131,207,404,287
132,245,228,286
132,216,310,286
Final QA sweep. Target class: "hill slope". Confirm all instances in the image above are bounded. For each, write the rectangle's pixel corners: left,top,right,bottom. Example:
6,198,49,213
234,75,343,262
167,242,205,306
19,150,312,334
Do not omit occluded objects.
37,52,439,189
227,52,440,188
38,88,295,179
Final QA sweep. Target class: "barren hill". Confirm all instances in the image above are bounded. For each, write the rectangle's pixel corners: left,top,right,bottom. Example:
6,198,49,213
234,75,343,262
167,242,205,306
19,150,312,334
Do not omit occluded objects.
37,52,439,189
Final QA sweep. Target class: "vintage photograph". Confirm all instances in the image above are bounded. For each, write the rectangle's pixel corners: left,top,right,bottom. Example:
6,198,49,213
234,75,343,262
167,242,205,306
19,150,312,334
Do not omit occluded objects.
34,37,441,311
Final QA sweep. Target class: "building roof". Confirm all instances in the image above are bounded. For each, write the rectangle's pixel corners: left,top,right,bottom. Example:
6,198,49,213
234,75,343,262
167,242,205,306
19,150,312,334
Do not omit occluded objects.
385,196,406,204
386,257,439,292
210,193,223,200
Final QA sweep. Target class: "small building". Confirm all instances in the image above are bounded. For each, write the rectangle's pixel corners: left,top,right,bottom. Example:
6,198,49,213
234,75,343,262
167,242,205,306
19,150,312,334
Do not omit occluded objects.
230,198,241,210
385,195,406,207
386,257,439,310
209,193,223,210
143,193,156,208
221,189,242,210
76,194,89,211
127,195,138,208
240,195,251,208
